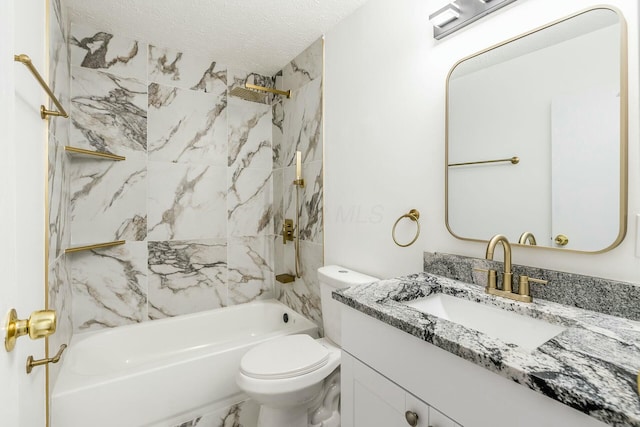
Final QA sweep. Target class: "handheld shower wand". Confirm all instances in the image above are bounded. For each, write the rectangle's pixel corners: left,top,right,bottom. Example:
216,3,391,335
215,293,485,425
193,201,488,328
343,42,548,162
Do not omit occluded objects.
293,151,305,278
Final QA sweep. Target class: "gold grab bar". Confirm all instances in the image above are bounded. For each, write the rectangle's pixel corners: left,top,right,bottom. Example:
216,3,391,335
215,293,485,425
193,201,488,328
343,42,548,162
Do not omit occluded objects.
14,54,69,119
65,240,126,254
245,83,292,98
65,146,126,161
448,156,519,167
26,344,67,374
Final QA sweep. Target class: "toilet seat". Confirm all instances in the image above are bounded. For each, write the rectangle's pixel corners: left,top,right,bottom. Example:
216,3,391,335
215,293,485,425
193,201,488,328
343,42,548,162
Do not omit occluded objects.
240,335,330,379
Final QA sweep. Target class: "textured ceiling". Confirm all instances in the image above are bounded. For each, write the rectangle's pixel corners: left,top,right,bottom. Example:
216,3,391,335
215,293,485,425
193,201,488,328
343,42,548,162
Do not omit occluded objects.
65,0,370,75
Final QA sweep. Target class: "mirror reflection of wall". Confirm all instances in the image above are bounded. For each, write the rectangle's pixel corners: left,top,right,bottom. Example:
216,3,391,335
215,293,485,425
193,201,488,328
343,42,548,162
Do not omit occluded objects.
446,7,627,253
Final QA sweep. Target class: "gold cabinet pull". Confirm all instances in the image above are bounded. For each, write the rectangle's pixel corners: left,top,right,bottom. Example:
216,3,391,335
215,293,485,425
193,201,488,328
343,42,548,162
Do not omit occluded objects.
26,344,67,374
554,234,569,246
4,309,57,352
405,410,419,426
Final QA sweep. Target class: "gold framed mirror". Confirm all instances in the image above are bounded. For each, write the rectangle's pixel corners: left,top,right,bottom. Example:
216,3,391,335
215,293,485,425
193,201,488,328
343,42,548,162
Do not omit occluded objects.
445,6,628,253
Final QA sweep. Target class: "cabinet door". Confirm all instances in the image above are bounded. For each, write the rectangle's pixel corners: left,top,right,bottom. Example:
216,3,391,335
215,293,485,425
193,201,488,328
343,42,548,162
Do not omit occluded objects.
352,357,406,427
405,392,431,427
428,405,458,427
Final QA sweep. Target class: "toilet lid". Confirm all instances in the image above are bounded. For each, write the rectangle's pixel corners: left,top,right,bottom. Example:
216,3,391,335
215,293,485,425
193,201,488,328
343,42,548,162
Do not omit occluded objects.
240,335,330,380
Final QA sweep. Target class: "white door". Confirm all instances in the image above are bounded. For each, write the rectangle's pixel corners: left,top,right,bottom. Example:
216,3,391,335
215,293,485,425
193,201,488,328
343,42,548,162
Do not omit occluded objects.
1,1,50,426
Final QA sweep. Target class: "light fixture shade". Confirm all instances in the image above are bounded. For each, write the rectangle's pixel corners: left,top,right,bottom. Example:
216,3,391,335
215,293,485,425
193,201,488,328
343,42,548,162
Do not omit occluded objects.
429,3,461,28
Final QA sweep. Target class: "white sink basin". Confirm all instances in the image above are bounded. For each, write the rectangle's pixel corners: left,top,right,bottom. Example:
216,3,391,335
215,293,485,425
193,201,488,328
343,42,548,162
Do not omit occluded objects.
404,293,566,352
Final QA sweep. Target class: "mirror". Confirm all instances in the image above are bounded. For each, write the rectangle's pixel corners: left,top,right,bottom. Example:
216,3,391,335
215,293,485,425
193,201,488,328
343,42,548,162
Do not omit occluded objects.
446,7,627,253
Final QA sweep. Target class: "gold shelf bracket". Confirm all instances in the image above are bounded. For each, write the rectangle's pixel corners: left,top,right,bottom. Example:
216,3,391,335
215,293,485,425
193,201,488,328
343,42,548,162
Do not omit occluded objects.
245,83,292,98
14,54,69,120
65,240,126,254
448,156,519,167
65,146,126,161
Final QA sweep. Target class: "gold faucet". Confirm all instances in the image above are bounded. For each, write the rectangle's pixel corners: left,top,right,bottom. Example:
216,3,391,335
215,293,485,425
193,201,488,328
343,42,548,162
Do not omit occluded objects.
518,231,537,245
476,234,547,303
485,234,513,293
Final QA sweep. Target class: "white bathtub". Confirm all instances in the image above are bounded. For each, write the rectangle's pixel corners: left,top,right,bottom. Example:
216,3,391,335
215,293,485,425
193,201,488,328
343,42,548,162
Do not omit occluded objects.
52,299,318,427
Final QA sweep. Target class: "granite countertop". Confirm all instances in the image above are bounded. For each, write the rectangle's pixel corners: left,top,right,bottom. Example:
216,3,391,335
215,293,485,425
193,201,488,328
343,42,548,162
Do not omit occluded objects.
333,272,640,427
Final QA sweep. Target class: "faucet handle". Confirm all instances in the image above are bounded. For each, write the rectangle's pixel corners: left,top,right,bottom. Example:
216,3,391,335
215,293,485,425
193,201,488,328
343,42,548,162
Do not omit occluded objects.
473,268,497,290
517,275,548,297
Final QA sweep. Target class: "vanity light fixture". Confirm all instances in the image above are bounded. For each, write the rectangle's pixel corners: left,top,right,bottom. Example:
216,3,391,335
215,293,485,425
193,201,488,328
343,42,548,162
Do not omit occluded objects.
429,3,461,28
429,0,519,40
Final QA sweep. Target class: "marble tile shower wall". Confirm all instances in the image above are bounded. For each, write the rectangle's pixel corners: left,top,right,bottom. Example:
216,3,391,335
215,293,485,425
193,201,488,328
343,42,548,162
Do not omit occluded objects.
272,39,325,332
67,24,278,332
48,0,73,388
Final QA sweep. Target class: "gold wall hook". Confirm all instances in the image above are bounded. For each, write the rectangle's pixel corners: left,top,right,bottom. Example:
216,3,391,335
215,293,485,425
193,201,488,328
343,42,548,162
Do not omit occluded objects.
26,344,67,374
5,309,57,352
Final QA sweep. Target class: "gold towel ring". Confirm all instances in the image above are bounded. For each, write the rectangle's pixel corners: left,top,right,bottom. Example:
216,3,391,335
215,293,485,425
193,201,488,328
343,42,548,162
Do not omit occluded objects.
392,209,420,247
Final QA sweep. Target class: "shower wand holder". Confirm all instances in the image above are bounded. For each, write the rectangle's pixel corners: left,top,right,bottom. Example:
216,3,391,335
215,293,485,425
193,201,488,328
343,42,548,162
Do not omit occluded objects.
293,178,305,187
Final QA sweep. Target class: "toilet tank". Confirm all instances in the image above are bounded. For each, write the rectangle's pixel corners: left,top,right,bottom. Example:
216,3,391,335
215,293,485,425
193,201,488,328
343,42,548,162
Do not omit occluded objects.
317,265,378,346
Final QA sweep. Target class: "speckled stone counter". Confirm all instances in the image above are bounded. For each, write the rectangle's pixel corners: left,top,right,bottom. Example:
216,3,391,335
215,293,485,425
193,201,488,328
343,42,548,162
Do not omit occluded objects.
333,272,640,427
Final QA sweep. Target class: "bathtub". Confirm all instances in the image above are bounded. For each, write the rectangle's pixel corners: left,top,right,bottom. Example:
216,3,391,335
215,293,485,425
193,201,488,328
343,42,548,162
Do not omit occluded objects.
52,299,318,427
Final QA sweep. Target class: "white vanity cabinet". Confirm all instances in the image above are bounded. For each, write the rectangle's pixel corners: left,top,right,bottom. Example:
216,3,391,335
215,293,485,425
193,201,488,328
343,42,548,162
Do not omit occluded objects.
340,306,609,427
342,351,461,427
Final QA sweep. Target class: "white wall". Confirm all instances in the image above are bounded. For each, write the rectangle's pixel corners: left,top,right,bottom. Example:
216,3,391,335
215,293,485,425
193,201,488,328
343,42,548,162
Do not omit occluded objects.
325,0,640,284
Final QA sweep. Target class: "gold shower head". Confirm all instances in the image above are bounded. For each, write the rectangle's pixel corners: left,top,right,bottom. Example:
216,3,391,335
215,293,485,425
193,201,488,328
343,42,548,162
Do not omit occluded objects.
229,83,292,103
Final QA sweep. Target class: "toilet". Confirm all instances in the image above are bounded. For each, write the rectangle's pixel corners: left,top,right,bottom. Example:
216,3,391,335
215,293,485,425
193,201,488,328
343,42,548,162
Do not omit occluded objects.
236,265,378,427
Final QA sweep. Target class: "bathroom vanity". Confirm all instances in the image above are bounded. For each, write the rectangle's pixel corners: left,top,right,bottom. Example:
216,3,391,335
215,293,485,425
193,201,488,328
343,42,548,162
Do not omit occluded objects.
335,272,640,427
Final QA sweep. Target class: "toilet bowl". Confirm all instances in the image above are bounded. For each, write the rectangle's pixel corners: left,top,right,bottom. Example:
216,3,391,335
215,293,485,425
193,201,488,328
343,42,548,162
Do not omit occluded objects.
236,265,378,427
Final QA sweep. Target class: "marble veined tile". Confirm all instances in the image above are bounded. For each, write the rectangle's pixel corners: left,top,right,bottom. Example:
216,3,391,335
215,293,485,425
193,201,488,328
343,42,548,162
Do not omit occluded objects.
282,77,322,167
272,98,284,169
70,24,147,80
148,45,227,95
49,135,69,264
71,67,147,161
228,69,276,105
282,37,323,93
298,160,323,244
228,236,274,305
283,162,322,244
279,240,324,333
227,167,272,237
48,256,72,388
171,400,259,427
148,239,227,319
272,168,284,236
49,15,70,141
148,83,227,165
148,162,226,241
228,97,272,170
70,158,147,243
70,242,148,332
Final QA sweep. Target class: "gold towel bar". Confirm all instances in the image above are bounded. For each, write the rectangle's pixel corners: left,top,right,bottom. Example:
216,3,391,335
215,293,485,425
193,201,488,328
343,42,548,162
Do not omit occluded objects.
65,240,126,254
65,146,126,161
14,53,69,120
448,156,519,167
